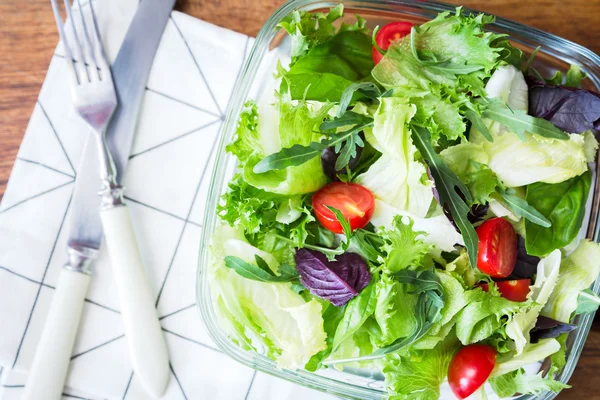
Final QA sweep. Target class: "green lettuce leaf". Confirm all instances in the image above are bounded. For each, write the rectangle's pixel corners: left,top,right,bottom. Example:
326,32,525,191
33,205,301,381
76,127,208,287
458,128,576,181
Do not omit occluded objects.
357,97,434,218
383,333,461,400
209,225,326,369
490,368,570,397
378,215,431,274
543,240,600,322
276,4,366,65
226,100,261,162
243,96,332,195
455,288,525,345
373,274,418,346
492,338,561,377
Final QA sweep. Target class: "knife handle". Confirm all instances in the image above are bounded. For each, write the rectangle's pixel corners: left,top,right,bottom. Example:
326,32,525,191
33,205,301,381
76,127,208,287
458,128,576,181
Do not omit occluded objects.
100,204,169,398
23,269,91,400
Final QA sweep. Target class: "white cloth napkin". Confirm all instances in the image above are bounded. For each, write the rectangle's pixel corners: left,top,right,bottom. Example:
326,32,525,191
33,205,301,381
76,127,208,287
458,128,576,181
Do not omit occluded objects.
0,1,338,399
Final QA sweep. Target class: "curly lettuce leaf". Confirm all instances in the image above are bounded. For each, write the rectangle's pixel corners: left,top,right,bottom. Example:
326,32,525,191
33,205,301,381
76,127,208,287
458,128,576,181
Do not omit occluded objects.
373,274,419,346
490,368,569,397
378,215,431,274
383,334,460,400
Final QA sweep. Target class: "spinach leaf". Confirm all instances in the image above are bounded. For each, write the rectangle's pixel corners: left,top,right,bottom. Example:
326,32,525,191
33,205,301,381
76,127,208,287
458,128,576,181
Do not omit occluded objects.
224,255,299,282
411,125,479,269
332,281,378,350
525,170,592,256
283,30,374,102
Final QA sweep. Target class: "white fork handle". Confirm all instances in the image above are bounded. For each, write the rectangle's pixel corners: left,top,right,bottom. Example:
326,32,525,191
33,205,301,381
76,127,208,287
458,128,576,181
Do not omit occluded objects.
100,205,169,398
23,269,91,400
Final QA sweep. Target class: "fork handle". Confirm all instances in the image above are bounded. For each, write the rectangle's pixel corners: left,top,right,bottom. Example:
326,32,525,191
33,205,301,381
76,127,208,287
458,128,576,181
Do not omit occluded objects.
100,204,169,398
23,269,91,400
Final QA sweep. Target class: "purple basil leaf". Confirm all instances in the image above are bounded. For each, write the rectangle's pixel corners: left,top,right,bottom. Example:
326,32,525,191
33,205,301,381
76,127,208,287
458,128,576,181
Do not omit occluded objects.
294,248,371,306
528,81,600,133
530,315,577,343
321,133,364,181
501,235,539,280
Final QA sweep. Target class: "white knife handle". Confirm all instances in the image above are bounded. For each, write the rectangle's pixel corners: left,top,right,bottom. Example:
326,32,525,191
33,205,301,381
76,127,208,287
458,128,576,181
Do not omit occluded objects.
23,269,91,400
100,205,169,398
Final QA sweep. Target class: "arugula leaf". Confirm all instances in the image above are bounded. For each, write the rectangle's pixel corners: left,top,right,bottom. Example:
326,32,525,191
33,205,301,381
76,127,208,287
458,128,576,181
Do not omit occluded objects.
481,98,569,141
575,288,600,315
411,125,479,269
525,170,592,256
351,228,385,264
326,206,352,250
224,255,299,282
332,281,377,350
337,82,387,117
254,122,372,173
320,111,373,130
497,188,551,228
465,109,493,142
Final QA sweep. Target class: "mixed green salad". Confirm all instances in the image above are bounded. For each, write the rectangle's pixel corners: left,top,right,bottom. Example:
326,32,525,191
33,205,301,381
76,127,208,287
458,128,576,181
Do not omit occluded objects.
208,5,600,399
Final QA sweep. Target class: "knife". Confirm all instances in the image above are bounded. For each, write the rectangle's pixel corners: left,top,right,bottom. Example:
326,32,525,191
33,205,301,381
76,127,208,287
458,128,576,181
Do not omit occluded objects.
22,1,175,399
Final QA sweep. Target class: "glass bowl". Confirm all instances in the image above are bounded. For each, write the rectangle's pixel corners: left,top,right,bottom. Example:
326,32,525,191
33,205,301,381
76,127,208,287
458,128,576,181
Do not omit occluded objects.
197,1,600,399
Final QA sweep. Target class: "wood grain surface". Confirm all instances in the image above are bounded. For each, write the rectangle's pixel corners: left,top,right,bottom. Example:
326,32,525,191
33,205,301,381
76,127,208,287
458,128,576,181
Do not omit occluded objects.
1,0,600,397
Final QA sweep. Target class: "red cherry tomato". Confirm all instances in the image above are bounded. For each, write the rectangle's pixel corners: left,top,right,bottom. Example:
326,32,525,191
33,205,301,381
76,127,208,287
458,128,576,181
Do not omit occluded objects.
476,218,517,278
372,21,414,64
448,344,497,399
480,279,531,302
312,182,375,234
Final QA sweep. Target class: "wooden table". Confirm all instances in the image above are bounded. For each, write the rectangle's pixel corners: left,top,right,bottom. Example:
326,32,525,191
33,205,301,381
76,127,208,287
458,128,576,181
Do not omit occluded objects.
1,0,599,397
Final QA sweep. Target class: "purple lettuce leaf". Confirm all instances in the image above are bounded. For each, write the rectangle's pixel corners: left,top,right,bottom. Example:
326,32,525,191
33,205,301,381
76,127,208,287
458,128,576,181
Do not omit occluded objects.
530,315,577,343
294,248,371,306
527,78,600,133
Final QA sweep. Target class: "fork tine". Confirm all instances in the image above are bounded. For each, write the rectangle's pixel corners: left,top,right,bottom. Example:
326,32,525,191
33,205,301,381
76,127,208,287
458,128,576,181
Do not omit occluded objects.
63,0,90,83
50,0,80,84
75,0,100,81
86,0,110,78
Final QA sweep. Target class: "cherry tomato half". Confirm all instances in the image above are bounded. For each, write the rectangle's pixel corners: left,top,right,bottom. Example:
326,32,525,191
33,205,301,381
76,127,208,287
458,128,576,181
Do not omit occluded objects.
372,21,414,64
480,279,531,302
476,218,517,278
448,344,497,399
312,182,375,234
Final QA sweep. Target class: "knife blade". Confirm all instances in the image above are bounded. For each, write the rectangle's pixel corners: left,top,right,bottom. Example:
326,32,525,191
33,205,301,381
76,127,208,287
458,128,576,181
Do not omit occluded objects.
107,0,176,177
23,2,175,400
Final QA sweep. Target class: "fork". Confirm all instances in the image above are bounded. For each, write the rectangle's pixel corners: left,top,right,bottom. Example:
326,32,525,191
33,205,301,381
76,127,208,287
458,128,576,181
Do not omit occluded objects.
23,1,168,399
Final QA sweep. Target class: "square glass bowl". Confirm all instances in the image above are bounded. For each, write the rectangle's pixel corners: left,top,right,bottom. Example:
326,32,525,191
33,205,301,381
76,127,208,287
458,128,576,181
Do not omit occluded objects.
197,1,600,398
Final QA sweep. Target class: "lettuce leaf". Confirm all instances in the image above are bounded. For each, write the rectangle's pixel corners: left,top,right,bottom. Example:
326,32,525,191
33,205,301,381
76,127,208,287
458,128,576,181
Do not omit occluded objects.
242,96,331,195
383,333,460,400
209,225,327,369
378,215,431,274
373,274,418,346
357,97,433,218
543,240,600,322
490,368,569,397
505,250,561,355
492,338,561,377
276,4,367,65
